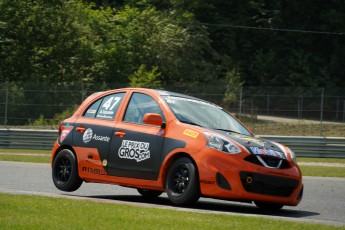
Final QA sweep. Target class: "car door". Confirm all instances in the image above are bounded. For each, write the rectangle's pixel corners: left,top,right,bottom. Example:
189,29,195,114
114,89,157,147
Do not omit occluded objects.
72,92,126,162
107,92,165,180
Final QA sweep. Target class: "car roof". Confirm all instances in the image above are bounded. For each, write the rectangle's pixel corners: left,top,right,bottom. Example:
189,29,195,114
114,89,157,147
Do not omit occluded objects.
154,89,211,103
86,88,213,107
90,88,203,100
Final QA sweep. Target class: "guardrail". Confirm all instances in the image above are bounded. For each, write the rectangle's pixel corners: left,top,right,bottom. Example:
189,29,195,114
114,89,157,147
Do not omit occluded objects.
260,135,345,158
0,129,57,150
0,129,344,158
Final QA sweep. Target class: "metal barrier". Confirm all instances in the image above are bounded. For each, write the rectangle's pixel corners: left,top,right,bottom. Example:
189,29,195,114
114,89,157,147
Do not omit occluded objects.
260,135,345,158
0,129,57,150
0,129,344,158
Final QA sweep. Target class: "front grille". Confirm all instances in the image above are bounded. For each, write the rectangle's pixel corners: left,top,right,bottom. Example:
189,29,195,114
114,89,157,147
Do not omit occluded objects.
240,172,299,197
259,155,282,168
244,155,290,169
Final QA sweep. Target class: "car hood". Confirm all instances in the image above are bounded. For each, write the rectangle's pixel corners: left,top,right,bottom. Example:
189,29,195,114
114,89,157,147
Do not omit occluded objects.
211,130,287,160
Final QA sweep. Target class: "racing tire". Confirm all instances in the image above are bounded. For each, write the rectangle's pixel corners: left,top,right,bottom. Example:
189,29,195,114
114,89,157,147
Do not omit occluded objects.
254,201,284,211
52,149,83,192
137,188,163,198
166,157,200,205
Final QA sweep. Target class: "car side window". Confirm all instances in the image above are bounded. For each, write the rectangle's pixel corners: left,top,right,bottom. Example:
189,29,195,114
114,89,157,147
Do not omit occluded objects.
83,99,102,118
124,93,165,124
83,93,125,120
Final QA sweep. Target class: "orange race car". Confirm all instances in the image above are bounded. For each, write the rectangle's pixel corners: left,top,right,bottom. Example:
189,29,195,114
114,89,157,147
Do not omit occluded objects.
51,88,303,210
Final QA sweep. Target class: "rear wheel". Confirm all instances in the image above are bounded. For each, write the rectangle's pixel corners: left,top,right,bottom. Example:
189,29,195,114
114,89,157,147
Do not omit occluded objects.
254,201,284,211
137,188,163,198
166,157,200,205
52,149,82,192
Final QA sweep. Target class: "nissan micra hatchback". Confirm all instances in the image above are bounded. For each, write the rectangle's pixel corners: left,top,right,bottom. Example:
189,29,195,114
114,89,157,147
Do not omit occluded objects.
51,88,303,210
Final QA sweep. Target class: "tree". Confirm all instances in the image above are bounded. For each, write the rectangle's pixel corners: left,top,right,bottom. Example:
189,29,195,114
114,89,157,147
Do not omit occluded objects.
0,0,100,83
129,64,162,88
100,5,219,85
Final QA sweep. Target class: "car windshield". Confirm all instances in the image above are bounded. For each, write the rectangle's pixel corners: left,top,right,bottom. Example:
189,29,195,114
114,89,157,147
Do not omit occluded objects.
163,96,252,136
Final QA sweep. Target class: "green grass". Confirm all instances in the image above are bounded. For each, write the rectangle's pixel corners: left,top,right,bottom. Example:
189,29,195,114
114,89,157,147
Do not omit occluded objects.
0,154,50,163
0,148,51,163
298,157,345,163
0,193,340,230
297,158,345,177
300,166,345,178
0,148,51,154
242,120,345,137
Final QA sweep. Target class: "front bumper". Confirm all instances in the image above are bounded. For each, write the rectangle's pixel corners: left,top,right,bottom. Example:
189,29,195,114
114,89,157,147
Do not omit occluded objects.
195,147,303,206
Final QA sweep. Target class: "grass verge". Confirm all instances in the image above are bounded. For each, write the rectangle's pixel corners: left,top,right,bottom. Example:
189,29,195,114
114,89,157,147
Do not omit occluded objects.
240,117,345,137
0,154,50,163
0,149,50,154
297,158,345,164
0,149,51,163
300,166,345,178
0,193,340,230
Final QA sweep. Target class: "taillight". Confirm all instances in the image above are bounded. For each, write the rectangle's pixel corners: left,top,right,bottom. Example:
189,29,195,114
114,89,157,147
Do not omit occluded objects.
58,122,62,136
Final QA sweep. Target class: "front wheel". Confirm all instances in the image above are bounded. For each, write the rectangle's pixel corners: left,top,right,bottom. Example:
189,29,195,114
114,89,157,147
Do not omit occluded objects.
166,157,200,205
254,201,284,211
52,149,82,192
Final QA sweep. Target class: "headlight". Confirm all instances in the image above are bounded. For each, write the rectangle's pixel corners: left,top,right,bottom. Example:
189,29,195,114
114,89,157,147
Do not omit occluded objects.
287,147,297,164
204,132,241,154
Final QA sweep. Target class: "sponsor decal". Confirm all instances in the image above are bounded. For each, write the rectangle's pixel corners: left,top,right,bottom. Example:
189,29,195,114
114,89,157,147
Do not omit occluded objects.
243,137,265,146
200,180,215,185
82,166,100,174
83,128,93,143
157,129,165,135
82,128,111,144
118,140,150,162
60,124,73,142
86,109,97,114
250,147,286,159
228,133,265,147
183,129,199,138
92,134,110,142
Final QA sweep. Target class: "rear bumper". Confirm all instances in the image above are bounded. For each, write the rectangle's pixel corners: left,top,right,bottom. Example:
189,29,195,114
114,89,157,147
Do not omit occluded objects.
50,140,60,166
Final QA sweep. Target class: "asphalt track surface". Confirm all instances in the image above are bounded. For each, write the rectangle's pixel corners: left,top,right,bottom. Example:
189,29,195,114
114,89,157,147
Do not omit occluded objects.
0,161,344,227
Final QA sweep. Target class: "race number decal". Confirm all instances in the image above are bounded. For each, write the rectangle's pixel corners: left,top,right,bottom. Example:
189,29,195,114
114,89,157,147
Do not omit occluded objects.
96,96,122,120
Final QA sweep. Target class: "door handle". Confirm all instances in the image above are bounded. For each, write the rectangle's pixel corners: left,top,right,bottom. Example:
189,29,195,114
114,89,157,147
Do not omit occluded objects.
115,131,126,138
76,126,86,133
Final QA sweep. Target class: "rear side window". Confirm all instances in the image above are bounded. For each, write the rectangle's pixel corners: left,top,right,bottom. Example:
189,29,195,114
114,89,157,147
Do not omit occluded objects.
84,100,102,118
83,93,125,120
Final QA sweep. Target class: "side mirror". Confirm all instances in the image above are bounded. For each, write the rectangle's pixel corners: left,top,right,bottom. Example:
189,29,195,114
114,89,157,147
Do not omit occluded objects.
143,113,163,127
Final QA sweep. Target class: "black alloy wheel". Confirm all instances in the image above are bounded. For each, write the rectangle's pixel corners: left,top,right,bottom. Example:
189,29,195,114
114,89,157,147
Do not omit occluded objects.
166,157,200,205
52,149,82,192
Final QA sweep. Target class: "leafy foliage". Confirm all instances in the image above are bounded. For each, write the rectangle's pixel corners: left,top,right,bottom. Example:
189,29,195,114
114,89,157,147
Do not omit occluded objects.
2,0,343,87
129,65,162,89
1,0,345,125
30,105,78,127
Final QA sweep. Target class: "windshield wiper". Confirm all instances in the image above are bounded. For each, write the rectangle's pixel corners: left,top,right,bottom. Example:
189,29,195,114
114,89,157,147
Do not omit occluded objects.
211,128,242,135
179,120,202,127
